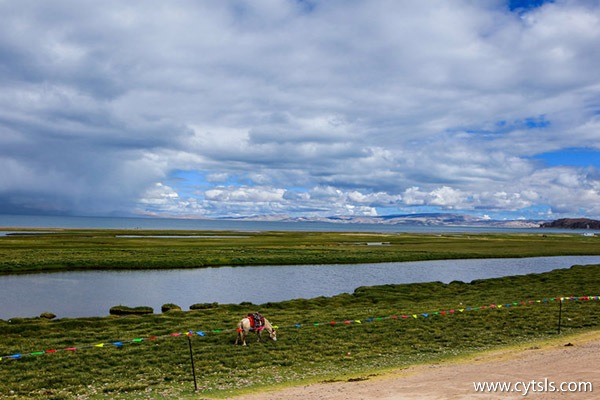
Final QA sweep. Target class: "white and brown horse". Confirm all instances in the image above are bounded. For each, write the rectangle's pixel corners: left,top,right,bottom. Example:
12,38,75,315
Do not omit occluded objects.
235,316,277,345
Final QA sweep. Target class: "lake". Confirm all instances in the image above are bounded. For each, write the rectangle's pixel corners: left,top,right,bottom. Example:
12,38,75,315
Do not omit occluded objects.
1,256,599,319
0,213,584,233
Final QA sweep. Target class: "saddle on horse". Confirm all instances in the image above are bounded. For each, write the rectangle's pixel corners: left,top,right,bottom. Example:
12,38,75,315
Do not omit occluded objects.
247,312,265,331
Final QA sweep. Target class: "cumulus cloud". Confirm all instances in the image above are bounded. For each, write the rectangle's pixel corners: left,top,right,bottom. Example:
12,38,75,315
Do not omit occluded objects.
0,0,599,219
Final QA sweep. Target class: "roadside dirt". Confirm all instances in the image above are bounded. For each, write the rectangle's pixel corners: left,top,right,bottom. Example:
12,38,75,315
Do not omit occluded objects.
229,331,600,399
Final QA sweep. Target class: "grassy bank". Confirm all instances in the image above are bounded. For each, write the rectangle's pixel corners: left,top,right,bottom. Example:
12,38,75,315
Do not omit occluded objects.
1,264,600,399
0,229,599,273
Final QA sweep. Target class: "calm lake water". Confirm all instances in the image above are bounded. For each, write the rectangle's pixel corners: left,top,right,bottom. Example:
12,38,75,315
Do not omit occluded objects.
1,256,599,319
0,213,588,234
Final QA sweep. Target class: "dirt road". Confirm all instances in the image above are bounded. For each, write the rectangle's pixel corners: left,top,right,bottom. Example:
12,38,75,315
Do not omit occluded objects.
230,331,600,399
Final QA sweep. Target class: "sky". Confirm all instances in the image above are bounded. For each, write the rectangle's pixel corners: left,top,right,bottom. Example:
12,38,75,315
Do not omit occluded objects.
1,0,599,221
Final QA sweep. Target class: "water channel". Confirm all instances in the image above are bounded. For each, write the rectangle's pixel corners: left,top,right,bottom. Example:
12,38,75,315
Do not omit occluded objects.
2,256,599,319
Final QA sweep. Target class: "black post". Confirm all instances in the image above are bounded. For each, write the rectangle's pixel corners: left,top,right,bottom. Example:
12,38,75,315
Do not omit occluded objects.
557,298,563,334
187,333,198,391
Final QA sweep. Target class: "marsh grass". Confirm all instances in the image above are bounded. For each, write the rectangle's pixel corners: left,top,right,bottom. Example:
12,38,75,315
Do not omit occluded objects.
1,264,600,399
0,230,599,273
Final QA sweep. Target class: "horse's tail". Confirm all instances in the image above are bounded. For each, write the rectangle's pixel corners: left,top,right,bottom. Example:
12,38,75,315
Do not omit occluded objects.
235,319,244,345
236,319,245,333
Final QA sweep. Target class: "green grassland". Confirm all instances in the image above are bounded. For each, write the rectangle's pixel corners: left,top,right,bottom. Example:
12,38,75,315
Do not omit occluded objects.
2,263,600,399
1,229,600,399
1,229,599,273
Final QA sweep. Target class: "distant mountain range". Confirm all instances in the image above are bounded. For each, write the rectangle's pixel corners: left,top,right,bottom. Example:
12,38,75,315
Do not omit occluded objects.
224,213,546,228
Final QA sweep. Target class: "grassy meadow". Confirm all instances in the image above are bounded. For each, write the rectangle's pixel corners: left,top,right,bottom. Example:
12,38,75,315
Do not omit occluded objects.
1,229,600,273
1,229,600,399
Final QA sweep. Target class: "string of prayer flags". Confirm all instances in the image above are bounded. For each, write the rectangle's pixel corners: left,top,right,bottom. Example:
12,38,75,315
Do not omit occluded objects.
2,294,599,362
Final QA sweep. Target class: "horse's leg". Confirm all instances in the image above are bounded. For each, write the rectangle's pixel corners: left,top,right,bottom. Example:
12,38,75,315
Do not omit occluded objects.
256,329,262,342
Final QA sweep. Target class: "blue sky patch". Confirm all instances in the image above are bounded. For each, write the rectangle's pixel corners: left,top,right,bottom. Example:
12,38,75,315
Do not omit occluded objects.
465,115,550,136
508,0,554,12
532,148,600,168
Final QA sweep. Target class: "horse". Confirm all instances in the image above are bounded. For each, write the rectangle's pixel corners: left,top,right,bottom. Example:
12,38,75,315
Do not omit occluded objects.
234,315,277,346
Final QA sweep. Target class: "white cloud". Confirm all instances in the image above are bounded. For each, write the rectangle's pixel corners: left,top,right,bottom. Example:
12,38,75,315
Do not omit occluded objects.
205,186,285,203
0,0,599,218
206,173,229,183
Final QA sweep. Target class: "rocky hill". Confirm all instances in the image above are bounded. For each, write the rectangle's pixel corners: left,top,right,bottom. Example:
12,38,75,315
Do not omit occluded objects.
540,218,600,229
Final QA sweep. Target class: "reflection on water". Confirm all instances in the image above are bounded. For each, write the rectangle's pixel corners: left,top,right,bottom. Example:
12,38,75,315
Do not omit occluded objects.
1,256,599,319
